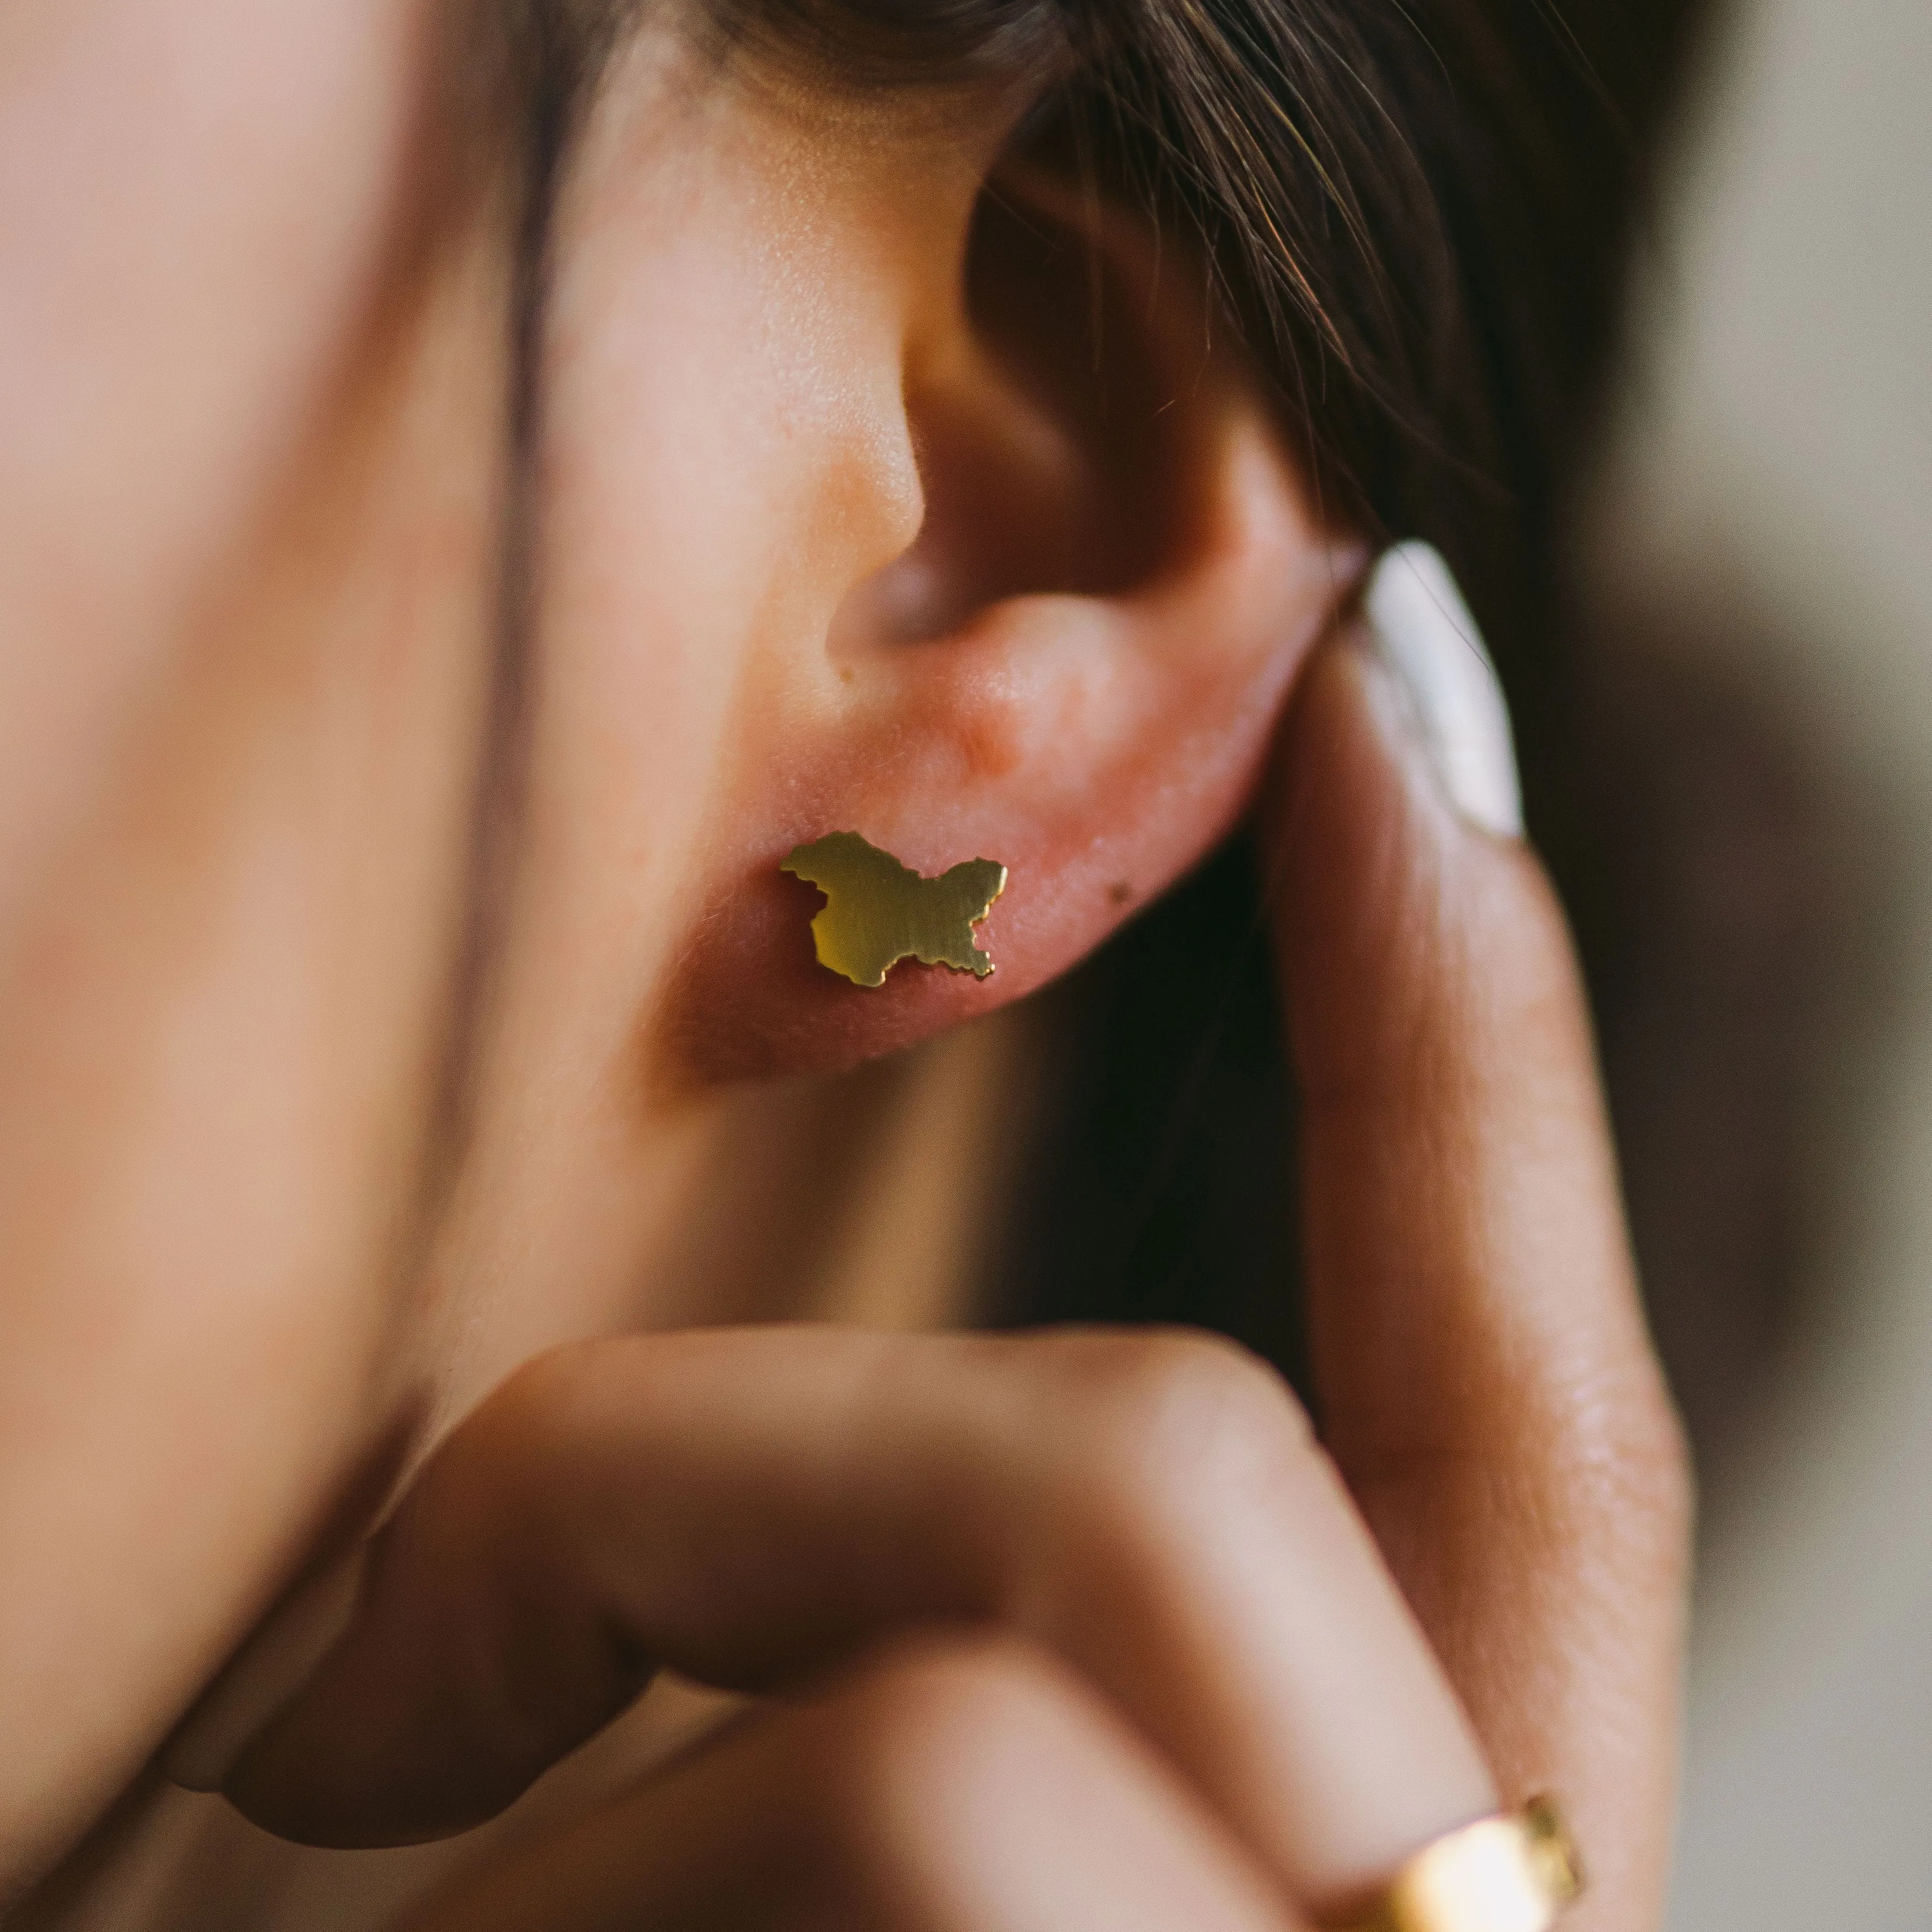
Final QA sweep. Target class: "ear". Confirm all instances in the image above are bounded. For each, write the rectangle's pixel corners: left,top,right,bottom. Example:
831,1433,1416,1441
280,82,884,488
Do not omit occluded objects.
621,90,1359,1082
663,164,1356,1082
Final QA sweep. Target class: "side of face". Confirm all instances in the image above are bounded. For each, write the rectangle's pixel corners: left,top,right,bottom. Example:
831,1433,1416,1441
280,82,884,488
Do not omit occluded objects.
0,1,1357,1880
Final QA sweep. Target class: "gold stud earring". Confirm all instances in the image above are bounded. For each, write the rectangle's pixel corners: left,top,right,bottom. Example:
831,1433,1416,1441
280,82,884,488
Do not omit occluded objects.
781,832,1009,989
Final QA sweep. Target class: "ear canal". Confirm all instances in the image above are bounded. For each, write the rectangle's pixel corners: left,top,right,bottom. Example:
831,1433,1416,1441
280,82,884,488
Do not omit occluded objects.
828,179,1190,653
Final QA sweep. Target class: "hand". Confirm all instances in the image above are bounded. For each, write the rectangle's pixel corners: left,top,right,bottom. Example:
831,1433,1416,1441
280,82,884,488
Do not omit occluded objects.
192,600,1689,1931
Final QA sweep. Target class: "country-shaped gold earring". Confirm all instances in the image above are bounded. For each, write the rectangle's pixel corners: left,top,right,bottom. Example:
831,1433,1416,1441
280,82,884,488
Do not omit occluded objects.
780,832,1008,989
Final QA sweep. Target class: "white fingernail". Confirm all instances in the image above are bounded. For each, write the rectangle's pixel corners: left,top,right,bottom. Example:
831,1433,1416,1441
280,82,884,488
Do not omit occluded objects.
160,1549,365,1792
1364,541,1524,840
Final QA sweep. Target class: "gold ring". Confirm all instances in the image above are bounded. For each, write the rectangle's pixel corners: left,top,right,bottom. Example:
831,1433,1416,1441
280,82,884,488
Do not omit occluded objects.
1325,1798,1583,1932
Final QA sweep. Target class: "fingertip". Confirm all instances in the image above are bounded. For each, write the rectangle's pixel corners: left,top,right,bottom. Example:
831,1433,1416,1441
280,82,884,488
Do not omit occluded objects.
1363,544,1523,843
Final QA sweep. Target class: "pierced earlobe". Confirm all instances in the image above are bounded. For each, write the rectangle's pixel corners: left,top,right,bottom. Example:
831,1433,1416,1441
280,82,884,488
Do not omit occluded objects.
780,833,1009,989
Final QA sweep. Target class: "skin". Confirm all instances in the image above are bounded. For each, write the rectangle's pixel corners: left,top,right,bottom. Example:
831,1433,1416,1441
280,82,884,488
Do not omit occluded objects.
0,3,1690,1928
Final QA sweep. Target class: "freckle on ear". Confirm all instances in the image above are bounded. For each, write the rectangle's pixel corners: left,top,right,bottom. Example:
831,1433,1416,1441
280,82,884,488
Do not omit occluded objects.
958,705,1022,781
1109,881,1134,905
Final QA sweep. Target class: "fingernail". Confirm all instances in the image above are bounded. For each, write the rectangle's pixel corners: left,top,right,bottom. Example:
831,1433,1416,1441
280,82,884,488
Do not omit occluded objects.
1364,542,1524,840
160,1548,365,1792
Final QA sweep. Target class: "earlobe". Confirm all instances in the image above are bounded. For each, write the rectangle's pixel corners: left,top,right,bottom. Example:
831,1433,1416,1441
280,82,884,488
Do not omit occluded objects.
658,167,1359,1086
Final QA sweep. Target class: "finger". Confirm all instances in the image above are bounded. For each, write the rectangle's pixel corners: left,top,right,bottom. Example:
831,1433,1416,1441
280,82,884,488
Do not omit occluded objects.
206,1324,1492,1914
1261,544,1692,1924
398,1634,1305,1932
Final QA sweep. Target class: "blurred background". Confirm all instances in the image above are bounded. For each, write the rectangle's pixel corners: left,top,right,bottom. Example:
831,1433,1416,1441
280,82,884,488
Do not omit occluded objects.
1583,0,1932,1918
